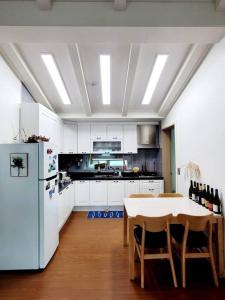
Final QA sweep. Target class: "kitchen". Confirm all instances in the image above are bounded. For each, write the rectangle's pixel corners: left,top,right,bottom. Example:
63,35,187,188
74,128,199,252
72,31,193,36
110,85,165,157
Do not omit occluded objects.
0,1,225,299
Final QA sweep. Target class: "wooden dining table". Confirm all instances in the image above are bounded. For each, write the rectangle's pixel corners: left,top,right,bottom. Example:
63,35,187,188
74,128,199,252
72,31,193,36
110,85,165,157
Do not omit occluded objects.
123,197,224,280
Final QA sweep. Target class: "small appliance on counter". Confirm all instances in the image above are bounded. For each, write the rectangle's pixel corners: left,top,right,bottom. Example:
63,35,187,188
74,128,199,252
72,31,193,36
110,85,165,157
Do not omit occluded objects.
59,171,67,182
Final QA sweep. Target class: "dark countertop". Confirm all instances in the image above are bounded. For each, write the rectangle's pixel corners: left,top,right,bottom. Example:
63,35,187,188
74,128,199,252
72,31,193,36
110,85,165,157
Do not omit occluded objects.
58,181,73,193
67,171,163,181
70,176,163,181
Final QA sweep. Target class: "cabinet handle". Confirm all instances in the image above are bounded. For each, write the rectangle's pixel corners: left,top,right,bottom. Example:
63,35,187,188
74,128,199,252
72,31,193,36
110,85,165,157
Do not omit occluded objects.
66,187,69,190
129,180,135,183
69,152,74,154
59,192,62,195
82,152,87,154
128,152,133,154
95,180,101,183
79,181,86,183
112,137,117,140
113,180,119,182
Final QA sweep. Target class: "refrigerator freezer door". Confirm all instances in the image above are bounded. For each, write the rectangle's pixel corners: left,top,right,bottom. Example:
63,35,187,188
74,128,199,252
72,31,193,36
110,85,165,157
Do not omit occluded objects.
0,144,39,270
39,142,58,180
39,177,59,268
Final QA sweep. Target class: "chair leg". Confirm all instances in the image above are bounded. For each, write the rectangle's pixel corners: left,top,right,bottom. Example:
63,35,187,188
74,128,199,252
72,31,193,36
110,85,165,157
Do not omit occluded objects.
182,256,186,288
141,257,144,288
134,244,138,262
169,256,178,288
209,253,219,287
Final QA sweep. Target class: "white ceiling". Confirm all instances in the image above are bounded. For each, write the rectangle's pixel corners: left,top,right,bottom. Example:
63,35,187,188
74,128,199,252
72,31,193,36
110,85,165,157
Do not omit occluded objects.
0,26,224,120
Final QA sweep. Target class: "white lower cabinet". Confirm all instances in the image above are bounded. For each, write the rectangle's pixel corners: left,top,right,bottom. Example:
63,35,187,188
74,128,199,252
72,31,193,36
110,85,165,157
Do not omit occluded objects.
124,180,139,197
74,179,164,207
139,180,164,195
107,180,124,205
58,183,75,231
90,180,107,206
75,180,90,205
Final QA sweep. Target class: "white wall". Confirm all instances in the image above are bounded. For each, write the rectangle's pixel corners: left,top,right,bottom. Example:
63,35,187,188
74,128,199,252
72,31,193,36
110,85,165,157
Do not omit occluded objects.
0,55,22,143
162,36,225,206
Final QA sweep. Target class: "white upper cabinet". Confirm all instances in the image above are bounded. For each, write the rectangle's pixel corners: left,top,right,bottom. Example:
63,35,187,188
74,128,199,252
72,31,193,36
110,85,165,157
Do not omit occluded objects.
91,124,107,141
107,125,123,141
123,125,138,154
63,123,77,154
77,124,91,154
20,103,63,152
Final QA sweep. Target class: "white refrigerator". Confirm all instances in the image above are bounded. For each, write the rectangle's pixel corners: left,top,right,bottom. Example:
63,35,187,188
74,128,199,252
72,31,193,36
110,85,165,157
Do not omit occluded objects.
0,142,59,270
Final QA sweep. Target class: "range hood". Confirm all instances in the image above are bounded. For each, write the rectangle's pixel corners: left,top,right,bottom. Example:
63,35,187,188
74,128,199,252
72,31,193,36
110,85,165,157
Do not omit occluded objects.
137,125,159,146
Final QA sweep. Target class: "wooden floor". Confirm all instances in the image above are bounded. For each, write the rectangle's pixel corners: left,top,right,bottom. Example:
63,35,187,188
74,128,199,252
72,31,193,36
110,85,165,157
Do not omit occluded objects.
0,212,224,300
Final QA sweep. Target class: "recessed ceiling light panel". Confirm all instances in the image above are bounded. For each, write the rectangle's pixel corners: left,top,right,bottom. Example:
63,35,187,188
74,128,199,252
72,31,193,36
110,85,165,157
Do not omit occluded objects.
41,53,71,105
142,54,168,105
100,55,110,105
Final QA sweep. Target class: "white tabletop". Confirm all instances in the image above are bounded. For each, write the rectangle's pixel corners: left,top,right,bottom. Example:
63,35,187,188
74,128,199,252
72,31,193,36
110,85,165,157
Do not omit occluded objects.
124,197,213,218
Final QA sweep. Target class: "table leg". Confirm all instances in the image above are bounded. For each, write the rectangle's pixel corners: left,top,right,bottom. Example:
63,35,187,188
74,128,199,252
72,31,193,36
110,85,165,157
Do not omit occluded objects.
217,218,225,278
128,217,135,280
123,206,128,247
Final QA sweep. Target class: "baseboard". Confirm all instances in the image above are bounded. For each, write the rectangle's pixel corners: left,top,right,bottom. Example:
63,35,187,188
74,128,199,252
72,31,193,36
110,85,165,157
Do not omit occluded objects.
73,206,124,212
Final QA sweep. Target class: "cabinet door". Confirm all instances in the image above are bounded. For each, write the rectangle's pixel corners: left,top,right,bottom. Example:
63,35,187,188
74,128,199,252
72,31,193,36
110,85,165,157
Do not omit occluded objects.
90,181,107,205
139,180,164,195
63,123,77,153
123,125,137,154
68,182,75,211
75,181,90,206
58,191,64,230
107,125,123,141
91,125,107,140
77,124,91,154
124,180,139,197
108,180,124,205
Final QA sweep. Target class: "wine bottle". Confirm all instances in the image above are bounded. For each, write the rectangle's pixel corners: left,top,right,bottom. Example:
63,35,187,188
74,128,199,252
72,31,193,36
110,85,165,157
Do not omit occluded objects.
189,180,193,199
192,181,196,201
201,184,206,206
208,188,214,211
198,183,202,205
205,185,210,209
213,189,221,214
195,182,200,203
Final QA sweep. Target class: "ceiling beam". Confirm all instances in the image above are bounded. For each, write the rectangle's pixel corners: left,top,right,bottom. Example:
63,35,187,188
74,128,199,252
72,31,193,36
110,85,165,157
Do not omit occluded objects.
68,44,92,116
1,2,225,27
158,43,212,117
59,112,162,122
36,0,52,11
216,0,225,11
122,44,140,116
114,0,127,11
0,43,54,111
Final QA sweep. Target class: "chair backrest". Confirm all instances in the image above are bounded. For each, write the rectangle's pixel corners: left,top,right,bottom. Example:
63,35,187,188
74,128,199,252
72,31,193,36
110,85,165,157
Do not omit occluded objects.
177,214,213,232
134,214,173,232
158,193,183,198
129,193,155,198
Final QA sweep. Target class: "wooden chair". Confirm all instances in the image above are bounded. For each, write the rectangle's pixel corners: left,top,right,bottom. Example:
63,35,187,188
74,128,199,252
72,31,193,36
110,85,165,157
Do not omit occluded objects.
129,193,155,198
158,193,183,198
133,214,178,288
172,214,218,288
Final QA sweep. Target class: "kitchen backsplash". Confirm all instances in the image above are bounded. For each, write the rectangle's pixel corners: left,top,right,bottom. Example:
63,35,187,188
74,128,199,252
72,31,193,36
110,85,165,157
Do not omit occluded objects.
59,148,162,175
